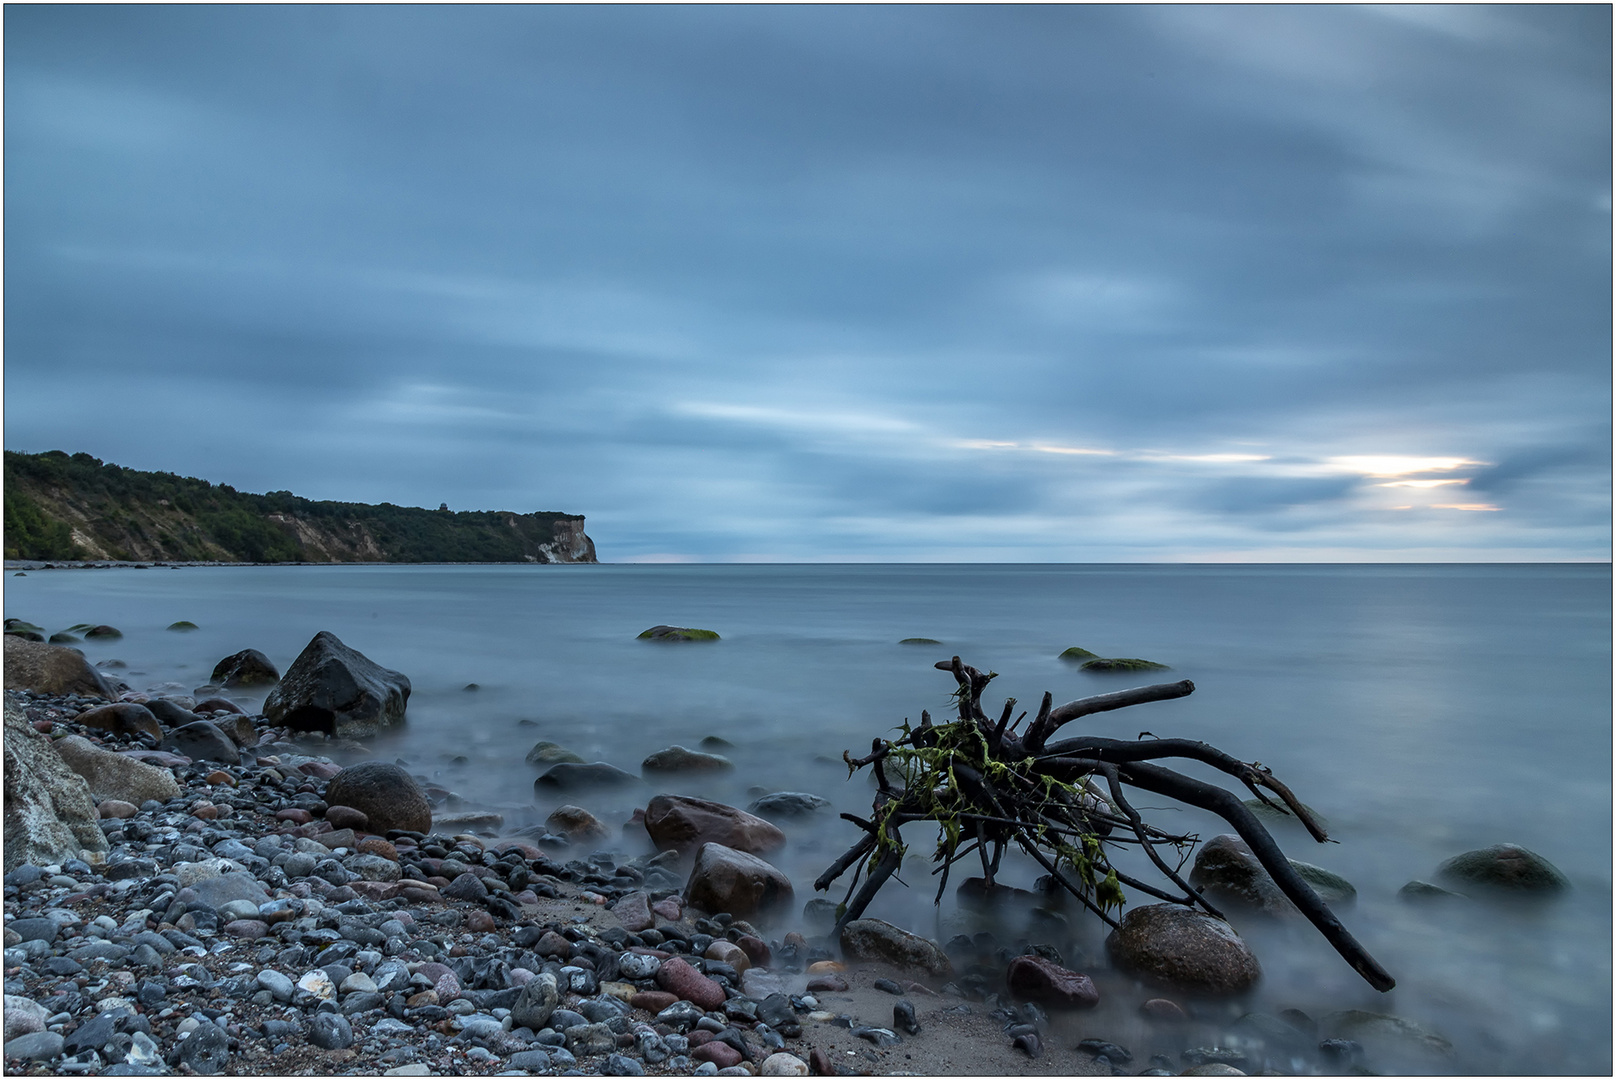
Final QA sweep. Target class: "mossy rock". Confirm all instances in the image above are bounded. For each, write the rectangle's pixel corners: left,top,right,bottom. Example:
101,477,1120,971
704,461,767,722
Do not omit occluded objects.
525,741,586,768
638,625,720,642
899,638,942,645
1291,861,1357,907
1058,646,1099,661
1434,844,1570,895
83,625,123,640
1081,657,1169,672
48,632,82,644
64,624,96,634
5,619,47,641
167,621,199,632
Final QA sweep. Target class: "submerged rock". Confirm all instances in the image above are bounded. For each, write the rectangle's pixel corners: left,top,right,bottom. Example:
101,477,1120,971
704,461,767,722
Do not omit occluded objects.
637,626,721,642
1434,844,1570,896
1081,657,1170,672
642,745,734,775
1058,646,1099,660
1189,834,1356,916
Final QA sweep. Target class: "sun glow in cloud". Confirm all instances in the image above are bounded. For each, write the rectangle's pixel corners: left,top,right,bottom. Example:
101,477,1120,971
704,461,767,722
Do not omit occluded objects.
1034,444,1118,457
1329,455,1482,477
1433,503,1501,512
1376,478,1469,488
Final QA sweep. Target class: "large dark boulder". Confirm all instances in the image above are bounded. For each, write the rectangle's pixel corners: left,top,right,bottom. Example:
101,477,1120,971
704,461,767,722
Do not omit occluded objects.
684,843,794,922
160,721,242,764
1104,904,1261,997
210,649,280,689
322,762,432,834
3,636,113,699
262,632,409,738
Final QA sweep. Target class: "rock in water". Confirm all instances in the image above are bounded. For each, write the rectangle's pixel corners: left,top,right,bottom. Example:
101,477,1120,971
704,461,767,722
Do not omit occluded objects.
641,745,734,775
210,648,280,688
1081,657,1170,672
746,792,830,819
1005,955,1100,1008
535,761,640,791
1434,844,1571,896
262,630,409,737
644,794,785,856
1104,904,1261,996
323,761,433,834
3,635,114,698
1189,834,1356,916
3,699,109,872
838,919,953,979
684,842,794,920
637,625,720,642
52,736,183,805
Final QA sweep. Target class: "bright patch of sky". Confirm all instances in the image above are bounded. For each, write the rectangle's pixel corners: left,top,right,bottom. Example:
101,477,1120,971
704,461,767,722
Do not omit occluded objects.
4,5,1609,561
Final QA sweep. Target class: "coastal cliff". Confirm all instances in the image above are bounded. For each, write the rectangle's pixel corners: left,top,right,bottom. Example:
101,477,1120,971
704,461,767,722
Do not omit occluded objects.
3,450,597,564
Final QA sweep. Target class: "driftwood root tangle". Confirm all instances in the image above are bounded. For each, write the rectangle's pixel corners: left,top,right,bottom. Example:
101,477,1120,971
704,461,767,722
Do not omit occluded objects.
815,656,1394,993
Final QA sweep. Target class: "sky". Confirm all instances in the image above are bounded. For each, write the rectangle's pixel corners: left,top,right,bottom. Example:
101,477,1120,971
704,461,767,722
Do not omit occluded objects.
4,5,1610,562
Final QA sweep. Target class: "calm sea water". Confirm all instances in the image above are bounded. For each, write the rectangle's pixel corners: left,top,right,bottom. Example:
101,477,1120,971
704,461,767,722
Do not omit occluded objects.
6,563,1610,1073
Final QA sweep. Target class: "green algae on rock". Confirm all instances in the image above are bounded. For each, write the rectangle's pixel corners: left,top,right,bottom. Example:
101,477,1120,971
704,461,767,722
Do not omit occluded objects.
638,625,721,642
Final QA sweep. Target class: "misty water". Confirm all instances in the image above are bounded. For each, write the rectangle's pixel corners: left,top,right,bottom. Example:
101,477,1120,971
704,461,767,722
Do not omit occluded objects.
7,562,1610,1073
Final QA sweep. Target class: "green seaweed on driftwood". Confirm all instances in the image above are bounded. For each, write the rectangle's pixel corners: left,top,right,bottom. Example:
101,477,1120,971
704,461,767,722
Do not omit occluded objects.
815,656,1395,992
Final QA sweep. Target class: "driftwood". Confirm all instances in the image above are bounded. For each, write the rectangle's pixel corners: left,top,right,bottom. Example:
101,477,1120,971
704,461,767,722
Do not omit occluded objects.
816,656,1395,993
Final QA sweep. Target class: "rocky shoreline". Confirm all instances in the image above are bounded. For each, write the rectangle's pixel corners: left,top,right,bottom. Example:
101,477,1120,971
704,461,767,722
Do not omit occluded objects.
4,628,1569,1077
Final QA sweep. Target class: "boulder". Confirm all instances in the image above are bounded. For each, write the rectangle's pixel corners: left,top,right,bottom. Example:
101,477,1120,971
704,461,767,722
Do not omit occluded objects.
644,795,785,857
159,721,242,764
838,919,953,979
83,625,122,640
1189,834,1356,916
641,745,734,775
684,842,794,921
3,636,113,698
1434,844,1570,896
52,736,183,805
546,805,612,846
534,761,640,791
262,631,410,737
145,699,203,728
1058,646,1098,661
210,649,280,689
323,762,433,834
637,626,720,642
3,701,109,871
525,741,586,767
746,792,830,819
212,714,259,749
1104,904,1260,996
71,703,162,742
1005,955,1100,1008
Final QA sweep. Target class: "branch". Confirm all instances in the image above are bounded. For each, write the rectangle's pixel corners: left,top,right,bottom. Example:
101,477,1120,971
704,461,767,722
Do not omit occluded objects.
1025,680,1196,752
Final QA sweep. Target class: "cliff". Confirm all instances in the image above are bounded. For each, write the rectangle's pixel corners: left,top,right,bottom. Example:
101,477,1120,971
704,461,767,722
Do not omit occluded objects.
3,450,597,565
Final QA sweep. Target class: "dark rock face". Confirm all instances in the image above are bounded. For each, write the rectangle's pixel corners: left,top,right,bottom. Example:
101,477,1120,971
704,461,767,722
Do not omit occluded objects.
262,631,409,737
644,795,785,857
1104,904,1261,997
1434,844,1571,895
838,919,953,979
209,648,280,689
1005,955,1100,1009
3,635,114,699
683,842,794,921
159,721,242,764
323,761,433,834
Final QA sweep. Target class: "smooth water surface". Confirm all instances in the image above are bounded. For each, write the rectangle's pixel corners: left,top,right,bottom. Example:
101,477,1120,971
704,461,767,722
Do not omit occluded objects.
6,563,1610,1072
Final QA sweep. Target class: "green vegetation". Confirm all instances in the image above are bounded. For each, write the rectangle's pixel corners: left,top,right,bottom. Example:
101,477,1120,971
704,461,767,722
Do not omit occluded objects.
1058,646,1099,660
3,449,589,564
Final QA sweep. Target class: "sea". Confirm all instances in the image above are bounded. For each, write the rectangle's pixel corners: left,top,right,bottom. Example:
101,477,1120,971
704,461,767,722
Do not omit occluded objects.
6,562,1611,1073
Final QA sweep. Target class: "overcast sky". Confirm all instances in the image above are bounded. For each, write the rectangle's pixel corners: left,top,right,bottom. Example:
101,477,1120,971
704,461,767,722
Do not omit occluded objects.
5,5,1610,561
